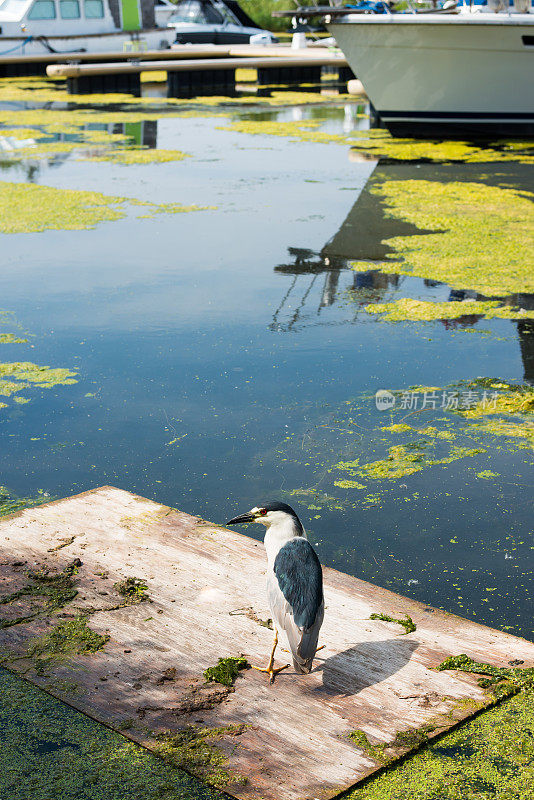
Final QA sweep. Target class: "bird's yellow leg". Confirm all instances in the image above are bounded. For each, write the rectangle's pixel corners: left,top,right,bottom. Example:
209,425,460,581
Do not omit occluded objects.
252,629,290,684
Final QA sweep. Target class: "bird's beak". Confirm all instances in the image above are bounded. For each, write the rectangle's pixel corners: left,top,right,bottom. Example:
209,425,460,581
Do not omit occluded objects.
227,511,256,525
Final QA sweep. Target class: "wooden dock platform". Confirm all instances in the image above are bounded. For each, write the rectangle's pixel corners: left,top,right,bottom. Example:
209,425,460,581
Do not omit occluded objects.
1,487,532,800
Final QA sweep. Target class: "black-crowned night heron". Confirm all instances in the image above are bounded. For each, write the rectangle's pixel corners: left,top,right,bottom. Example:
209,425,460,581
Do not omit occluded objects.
227,501,324,683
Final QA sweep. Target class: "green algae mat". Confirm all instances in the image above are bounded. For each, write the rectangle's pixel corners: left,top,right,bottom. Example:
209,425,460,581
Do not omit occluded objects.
0,666,221,800
0,183,213,234
353,179,534,299
220,119,534,163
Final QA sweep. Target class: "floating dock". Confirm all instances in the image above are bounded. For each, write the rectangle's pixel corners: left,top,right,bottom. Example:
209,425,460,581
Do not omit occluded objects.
0,45,231,77
0,43,302,76
1,487,532,800
45,51,350,97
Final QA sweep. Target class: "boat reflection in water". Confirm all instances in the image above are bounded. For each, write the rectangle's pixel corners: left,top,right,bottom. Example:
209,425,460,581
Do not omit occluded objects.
271,162,534,385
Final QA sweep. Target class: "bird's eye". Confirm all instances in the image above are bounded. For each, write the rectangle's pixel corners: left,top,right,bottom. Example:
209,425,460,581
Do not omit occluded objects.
259,508,268,516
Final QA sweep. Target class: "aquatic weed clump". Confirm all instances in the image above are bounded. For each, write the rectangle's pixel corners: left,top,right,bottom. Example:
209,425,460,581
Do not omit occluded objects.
0,182,128,233
0,559,81,629
347,129,534,163
459,385,534,419
364,298,534,323
0,362,77,407
0,182,214,235
437,654,534,698
0,667,226,800
203,656,249,687
21,615,110,674
0,486,50,518
369,612,416,635
154,724,247,788
83,147,190,165
352,178,534,297
341,443,484,483
219,117,534,162
113,577,150,604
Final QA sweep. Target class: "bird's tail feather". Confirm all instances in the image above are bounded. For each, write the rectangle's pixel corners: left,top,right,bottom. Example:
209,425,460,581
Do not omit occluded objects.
285,605,324,674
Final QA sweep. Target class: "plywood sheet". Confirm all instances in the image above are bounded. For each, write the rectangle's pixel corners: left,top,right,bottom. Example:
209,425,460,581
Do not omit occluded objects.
0,487,532,800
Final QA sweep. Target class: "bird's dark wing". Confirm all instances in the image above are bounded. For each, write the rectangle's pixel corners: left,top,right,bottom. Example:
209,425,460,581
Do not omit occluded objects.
273,538,323,629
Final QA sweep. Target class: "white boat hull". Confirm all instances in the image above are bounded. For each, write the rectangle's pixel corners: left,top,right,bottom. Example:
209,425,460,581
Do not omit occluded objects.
328,14,534,137
0,29,174,56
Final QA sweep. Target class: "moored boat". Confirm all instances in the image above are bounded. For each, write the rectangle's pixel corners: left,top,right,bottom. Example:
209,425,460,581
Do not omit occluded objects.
0,0,174,56
328,6,534,138
277,2,534,138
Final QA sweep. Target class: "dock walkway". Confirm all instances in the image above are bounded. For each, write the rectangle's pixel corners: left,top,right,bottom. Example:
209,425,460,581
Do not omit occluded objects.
1,487,532,800
44,48,349,97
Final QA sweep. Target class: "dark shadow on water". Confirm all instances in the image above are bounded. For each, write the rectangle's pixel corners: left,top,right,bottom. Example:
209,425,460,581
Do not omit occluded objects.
312,638,419,697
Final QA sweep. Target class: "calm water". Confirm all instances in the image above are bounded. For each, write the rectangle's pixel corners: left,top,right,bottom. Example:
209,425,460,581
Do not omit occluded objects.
1,100,532,640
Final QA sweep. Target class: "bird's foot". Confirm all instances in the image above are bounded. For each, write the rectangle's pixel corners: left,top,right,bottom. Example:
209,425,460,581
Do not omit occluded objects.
252,662,290,684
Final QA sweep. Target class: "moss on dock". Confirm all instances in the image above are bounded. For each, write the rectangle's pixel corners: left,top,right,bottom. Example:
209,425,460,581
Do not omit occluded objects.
203,656,248,687
369,613,416,635
437,653,534,697
154,724,248,789
113,577,150,603
26,615,109,669
349,722,437,766
0,559,80,629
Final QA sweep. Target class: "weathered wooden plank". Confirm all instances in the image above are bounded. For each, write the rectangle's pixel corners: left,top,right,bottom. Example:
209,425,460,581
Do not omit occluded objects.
0,486,532,800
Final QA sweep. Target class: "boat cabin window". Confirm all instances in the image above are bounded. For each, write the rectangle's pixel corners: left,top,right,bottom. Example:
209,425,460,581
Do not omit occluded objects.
60,0,80,17
213,0,238,24
169,1,224,25
28,0,56,18
83,0,103,16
